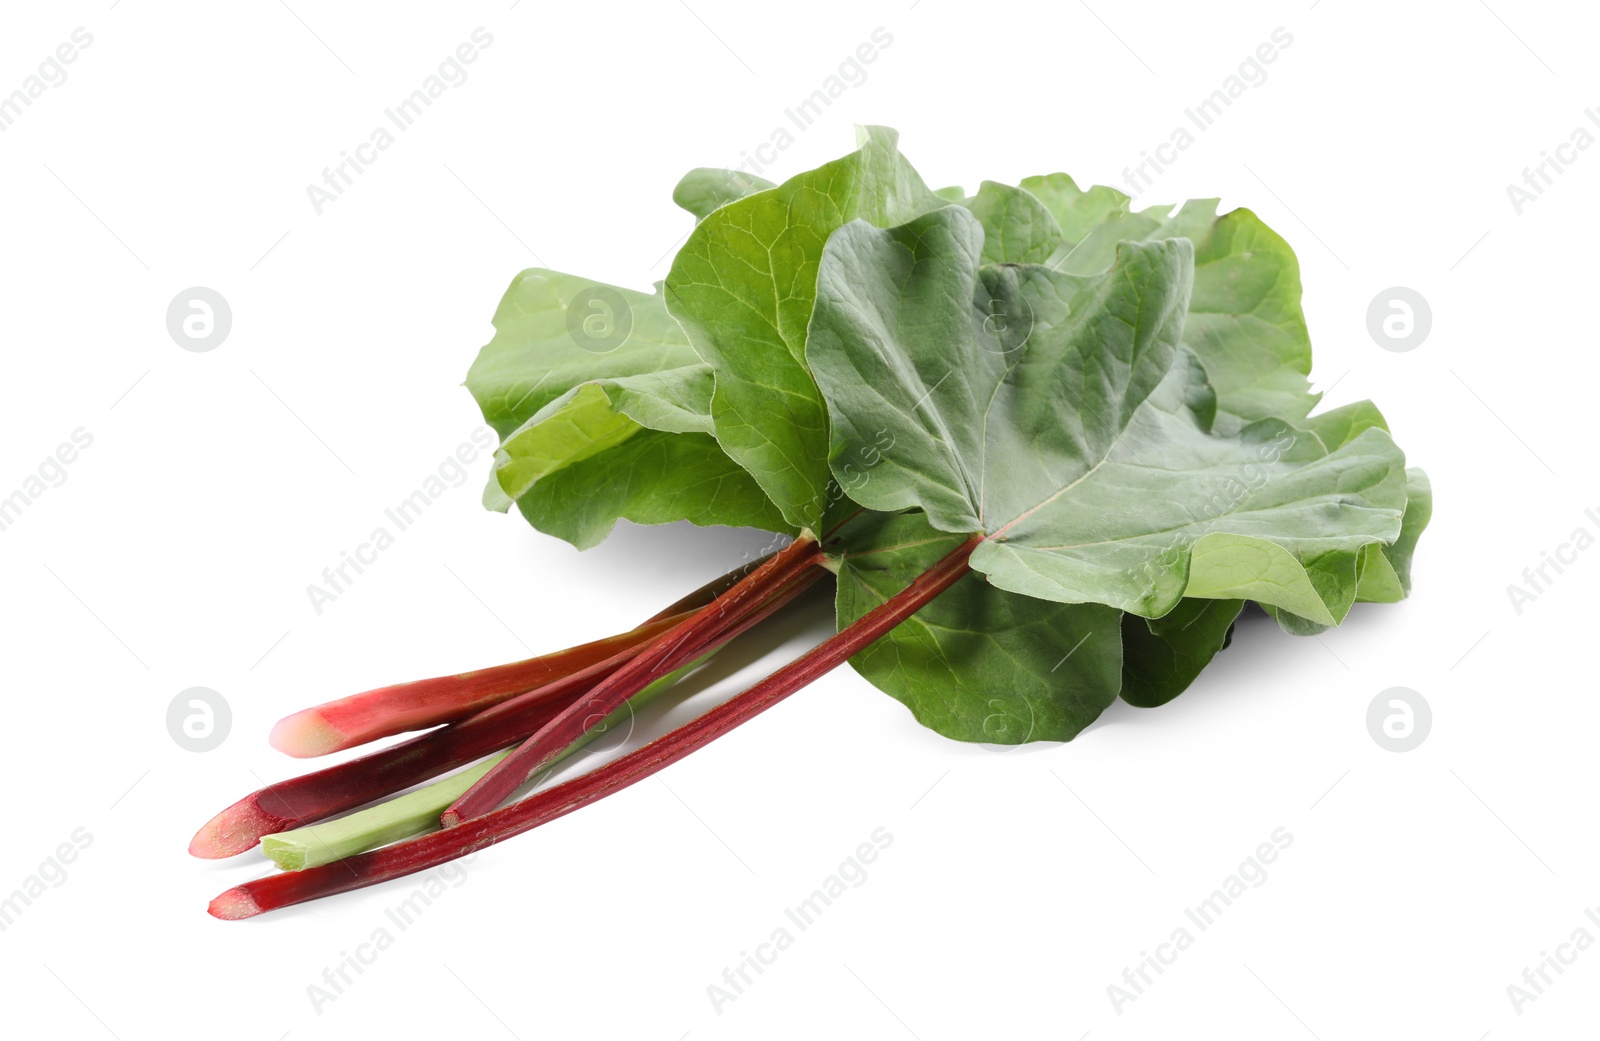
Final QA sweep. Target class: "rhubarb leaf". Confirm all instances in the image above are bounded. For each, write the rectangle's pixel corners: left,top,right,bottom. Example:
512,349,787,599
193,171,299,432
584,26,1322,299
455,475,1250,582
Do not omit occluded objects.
468,271,697,437
1383,467,1432,597
1257,403,1429,613
835,512,1123,743
673,168,776,223
967,181,1062,265
1305,399,1388,452
1181,206,1318,433
1352,543,1405,604
466,270,789,548
806,205,1408,622
1010,176,1318,433
1016,173,1146,252
1120,598,1244,708
508,427,791,549
664,126,945,532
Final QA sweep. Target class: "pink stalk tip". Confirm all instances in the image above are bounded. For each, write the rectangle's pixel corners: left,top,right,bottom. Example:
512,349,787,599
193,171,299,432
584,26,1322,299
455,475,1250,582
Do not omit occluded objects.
208,888,263,921
188,798,282,859
269,710,346,758
438,809,465,829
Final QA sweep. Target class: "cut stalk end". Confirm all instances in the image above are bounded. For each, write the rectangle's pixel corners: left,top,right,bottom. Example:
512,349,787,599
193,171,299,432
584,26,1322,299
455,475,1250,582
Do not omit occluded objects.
188,798,283,859
268,709,346,759
257,835,309,872
207,887,263,921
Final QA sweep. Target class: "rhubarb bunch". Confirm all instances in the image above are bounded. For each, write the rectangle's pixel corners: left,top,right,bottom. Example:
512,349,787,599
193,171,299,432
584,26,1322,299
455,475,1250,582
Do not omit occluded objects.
193,127,1430,918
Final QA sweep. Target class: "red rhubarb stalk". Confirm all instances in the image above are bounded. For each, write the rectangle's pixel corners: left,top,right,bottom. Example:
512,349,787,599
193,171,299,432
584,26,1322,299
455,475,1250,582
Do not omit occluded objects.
189,560,821,859
268,610,695,758
191,662,601,859
207,535,977,919
267,552,776,758
440,535,823,824
644,550,776,619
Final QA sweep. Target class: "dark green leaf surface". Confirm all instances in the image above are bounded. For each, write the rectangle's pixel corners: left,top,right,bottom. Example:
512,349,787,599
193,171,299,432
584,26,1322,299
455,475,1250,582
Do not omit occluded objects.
1120,598,1244,708
836,512,1123,743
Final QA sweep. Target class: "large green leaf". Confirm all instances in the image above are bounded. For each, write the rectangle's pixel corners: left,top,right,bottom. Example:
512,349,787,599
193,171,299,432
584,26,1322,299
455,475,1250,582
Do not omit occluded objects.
664,126,945,532
806,205,1408,624
466,269,789,548
835,512,1123,743
1006,176,1318,434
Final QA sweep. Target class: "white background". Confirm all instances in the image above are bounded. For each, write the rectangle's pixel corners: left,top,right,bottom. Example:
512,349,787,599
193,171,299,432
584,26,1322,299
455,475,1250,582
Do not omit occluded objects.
0,1,1594,1038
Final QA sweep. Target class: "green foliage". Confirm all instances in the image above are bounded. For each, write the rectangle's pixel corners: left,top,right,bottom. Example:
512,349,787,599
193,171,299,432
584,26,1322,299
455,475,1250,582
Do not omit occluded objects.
463,128,1430,742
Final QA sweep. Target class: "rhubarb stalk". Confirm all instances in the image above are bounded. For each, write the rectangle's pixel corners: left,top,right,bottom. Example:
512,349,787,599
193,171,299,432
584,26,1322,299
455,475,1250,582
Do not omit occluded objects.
260,650,708,870
268,611,694,758
267,552,777,758
208,535,977,919
441,534,823,824
190,556,821,859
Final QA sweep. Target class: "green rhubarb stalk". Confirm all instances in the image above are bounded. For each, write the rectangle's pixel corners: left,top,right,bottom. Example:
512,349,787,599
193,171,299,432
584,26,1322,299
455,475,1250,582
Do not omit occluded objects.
260,658,703,870
261,748,513,870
